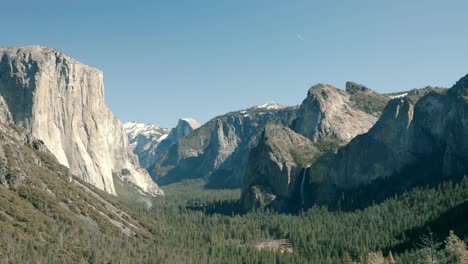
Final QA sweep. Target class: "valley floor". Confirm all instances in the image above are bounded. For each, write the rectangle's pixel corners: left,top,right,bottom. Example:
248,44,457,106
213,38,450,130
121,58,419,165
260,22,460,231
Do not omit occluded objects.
1,176,468,263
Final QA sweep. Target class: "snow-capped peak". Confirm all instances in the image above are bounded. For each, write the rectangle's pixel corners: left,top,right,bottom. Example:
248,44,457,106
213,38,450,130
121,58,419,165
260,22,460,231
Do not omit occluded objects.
124,122,170,142
124,119,199,169
255,102,285,110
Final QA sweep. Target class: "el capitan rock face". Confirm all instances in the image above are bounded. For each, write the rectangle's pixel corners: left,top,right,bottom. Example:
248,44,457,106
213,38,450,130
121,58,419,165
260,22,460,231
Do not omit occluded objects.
0,46,163,196
0,94,12,124
0,93,70,189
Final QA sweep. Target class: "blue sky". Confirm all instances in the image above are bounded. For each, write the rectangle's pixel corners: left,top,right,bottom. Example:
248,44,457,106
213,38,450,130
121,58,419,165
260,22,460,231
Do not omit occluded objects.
3,1,468,127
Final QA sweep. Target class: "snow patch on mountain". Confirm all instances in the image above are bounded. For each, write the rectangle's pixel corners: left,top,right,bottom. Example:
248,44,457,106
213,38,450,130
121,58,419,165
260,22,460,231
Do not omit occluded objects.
125,118,200,169
255,102,285,110
389,93,408,99
124,122,169,143
124,122,171,168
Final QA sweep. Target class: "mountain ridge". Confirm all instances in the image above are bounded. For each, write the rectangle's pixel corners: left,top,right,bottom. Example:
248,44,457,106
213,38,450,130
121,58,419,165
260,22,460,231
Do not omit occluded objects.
150,103,298,188
298,75,467,208
240,83,386,210
125,118,200,170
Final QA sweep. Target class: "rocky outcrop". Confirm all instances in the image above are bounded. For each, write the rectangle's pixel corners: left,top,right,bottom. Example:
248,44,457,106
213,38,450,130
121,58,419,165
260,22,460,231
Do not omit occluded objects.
293,84,381,143
150,103,297,188
240,84,386,211
386,86,446,102
0,102,159,243
303,76,466,206
167,118,201,141
0,95,12,124
240,124,317,211
345,82,390,117
125,118,200,169
0,94,68,188
124,122,170,168
0,46,163,196
309,98,415,191
153,118,200,162
450,74,468,99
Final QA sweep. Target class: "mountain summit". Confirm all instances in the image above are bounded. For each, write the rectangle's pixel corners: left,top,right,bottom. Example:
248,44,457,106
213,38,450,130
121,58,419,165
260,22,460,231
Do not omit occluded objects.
124,122,170,168
293,83,382,142
240,83,387,210
300,77,465,207
150,103,297,188
125,118,200,169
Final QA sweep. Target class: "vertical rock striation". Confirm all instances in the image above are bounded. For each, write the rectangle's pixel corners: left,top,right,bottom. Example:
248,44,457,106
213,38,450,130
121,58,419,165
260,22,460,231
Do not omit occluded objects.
240,124,317,211
241,83,384,211
150,103,297,188
303,77,466,207
0,46,162,196
153,118,201,163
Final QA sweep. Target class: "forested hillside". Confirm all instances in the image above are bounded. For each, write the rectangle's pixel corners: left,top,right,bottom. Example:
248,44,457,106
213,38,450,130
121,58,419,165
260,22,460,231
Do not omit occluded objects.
5,173,466,263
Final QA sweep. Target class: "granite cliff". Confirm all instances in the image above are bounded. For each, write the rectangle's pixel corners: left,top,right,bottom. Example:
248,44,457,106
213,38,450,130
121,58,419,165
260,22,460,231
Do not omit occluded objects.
301,77,465,207
241,83,385,210
240,124,318,211
150,102,297,188
125,118,200,169
124,122,171,169
0,95,161,254
0,46,162,196
293,83,382,143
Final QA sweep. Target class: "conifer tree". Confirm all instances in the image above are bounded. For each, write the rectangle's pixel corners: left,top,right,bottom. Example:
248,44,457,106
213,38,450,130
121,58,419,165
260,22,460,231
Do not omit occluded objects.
417,228,442,264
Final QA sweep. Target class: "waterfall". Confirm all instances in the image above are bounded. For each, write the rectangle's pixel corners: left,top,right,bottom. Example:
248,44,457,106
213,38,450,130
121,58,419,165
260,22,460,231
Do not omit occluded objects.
300,166,309,205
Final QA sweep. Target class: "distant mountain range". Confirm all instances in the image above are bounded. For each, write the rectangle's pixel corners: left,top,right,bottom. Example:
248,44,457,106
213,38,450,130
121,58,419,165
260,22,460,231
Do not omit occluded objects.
148,101,297,188
124,118,200,169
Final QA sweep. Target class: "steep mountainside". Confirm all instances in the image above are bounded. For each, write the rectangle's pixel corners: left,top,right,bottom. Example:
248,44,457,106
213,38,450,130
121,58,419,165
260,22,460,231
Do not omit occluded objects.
125,119,200,169
240,124,318,211
302,76,466,207
292,83,383,143
150,103,297,188
124,122,170,168
345,81,390,117
241,83,386,210
152,118,201,164
0,46,162,196
0,96,162,261
385,86,446,101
